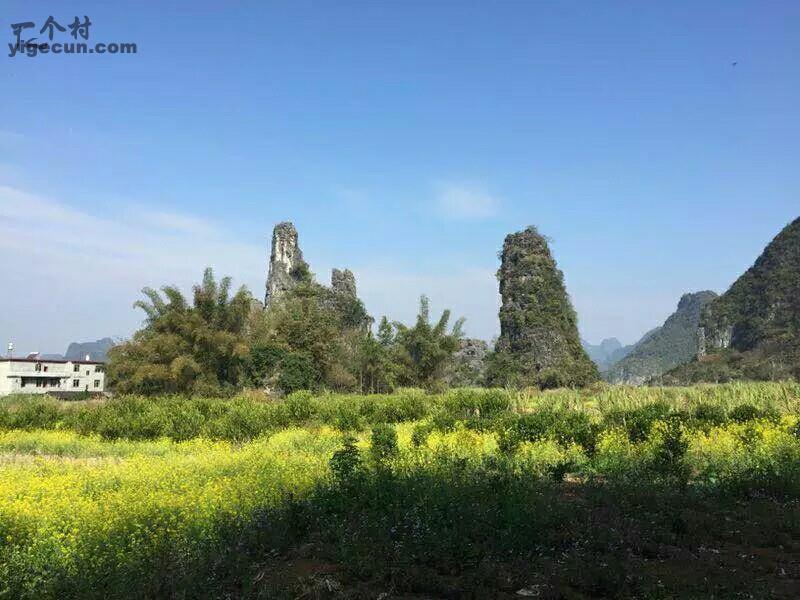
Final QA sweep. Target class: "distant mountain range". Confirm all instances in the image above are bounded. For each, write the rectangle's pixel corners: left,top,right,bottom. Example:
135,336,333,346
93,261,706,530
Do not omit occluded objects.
603,292,717,384
581,337,635,372
582,291,718,385
41,338,115,362
583,218,799,385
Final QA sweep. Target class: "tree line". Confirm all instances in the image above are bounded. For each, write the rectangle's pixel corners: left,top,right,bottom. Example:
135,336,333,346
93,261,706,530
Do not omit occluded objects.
108,268,464,396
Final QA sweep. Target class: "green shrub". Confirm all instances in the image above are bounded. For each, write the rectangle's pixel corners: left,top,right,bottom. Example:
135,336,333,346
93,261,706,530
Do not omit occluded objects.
604,402,674,442
411,423,432,447
163,400,205,441
283,391,317,422
549,410,598,453
93,397,167,440
201,398,276,441
647,417,690,486
370,423,398,463
692,402,727,427
443,388,511,419
278,352,318,393
431,410,457,433
246,342,285,385
332,403,362,432
729,403,780,423
496,409,598,455
0,399,61,430
371,391,428,423
330,435,362,481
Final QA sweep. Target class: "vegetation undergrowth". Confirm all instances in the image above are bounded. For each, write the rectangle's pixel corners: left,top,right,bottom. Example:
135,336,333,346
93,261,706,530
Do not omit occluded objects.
0,381,798,598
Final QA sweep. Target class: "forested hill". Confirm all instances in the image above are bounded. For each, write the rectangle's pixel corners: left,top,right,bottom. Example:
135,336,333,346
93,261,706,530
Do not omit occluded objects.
605,291,717,384
663,217,800,383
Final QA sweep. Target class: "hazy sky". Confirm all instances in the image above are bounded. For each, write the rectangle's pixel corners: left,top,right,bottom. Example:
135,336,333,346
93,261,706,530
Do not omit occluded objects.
1,1,798,354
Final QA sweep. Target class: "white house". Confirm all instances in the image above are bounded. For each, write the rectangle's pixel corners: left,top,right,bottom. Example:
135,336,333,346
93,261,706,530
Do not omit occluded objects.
0,357,106,396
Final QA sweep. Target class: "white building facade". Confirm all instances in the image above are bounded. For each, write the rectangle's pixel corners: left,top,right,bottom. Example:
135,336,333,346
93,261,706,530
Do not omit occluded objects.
0,358,106,396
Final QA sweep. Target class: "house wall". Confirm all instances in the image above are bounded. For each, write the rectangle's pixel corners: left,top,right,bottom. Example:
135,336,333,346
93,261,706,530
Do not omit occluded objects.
0,360,106,396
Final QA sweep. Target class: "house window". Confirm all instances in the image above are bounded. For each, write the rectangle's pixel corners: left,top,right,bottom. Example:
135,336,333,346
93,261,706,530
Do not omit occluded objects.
73,379,80,388
95,365,104,373
94,379,100,388
35,363,42,372
44,365,49,372
73,364,80,373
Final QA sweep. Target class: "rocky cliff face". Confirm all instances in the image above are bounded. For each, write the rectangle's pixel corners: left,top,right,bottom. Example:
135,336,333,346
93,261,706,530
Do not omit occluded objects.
489,226,598,388
65,338,115,362
265,222,311,306
445,338,489,387
42,338,116,362
606,291,717,385
331,268,357,298
264,222,370,329
327,267,371,329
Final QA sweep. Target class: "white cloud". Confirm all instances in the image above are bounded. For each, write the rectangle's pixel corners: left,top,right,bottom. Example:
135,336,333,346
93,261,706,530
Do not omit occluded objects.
0,185,265,353
435,182,500,220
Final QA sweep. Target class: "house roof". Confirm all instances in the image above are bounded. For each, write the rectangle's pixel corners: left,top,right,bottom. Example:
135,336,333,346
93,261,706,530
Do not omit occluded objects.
0,358,105,365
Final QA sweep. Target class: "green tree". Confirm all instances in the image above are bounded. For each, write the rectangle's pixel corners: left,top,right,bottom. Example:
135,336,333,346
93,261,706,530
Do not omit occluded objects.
108,268,253,396
249,282,359,393
393,295,464,389
354,329,397,393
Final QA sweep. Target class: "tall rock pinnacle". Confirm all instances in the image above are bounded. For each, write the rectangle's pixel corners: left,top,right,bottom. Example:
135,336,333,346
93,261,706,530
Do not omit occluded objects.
330,268,357,298
489,226,598,388
265,222,311,306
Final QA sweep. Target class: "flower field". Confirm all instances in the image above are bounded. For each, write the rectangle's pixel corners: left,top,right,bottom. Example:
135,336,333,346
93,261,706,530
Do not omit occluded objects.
1,383,799,598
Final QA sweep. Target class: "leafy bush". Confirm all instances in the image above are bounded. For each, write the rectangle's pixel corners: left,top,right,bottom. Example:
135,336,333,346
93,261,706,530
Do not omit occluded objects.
246,341,285,386
283,390,317,422
603,402,675,442
330,435,361,481
0,398,61,430
647,417,690,486
330,402,363,432
277,352,318,393
370,390,429,423
496,409,598,454
729,403,780,423
691,401,727,427
370,423,398,463
442,388,512,419
411,423,432,447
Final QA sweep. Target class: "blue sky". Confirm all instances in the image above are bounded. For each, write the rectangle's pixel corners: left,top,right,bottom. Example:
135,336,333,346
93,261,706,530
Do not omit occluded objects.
1,1,798,354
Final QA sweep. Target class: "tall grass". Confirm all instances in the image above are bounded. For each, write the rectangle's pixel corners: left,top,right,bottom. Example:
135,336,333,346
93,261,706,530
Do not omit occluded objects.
1,381,797,442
